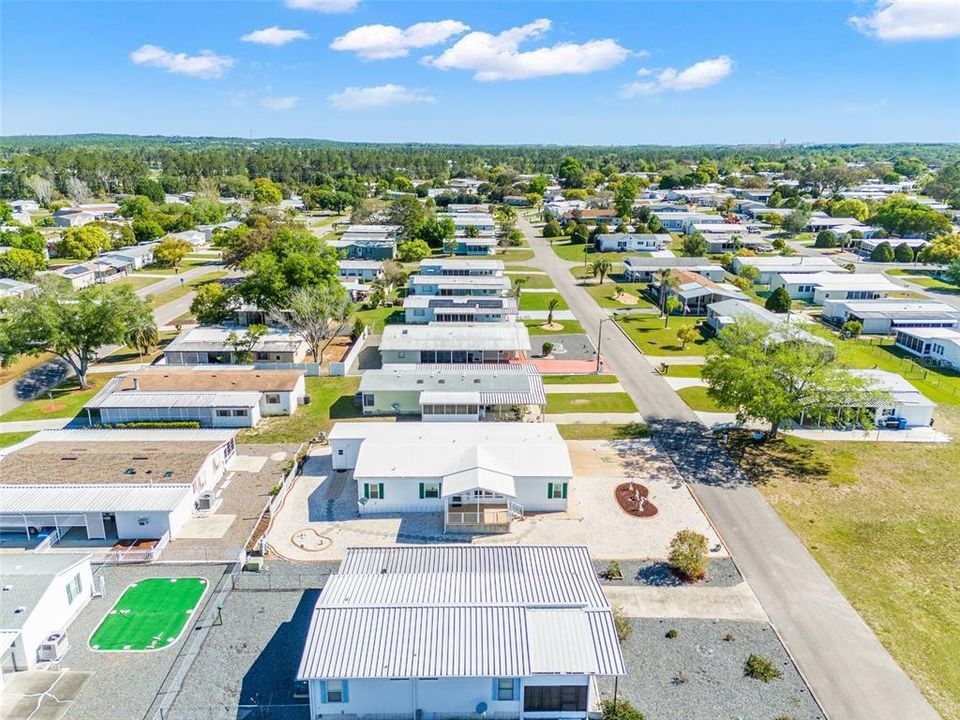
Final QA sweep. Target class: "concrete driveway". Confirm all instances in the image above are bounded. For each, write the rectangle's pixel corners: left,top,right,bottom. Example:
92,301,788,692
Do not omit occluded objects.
0,671,92,720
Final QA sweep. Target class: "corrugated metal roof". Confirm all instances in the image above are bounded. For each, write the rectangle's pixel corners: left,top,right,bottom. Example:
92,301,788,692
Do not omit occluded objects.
0,484,192,513
298,546,624,681
380,323,531,352
419,391,481,405
91,390,262,409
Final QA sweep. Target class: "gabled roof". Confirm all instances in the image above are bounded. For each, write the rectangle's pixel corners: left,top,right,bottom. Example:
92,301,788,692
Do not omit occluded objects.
297,545,625,680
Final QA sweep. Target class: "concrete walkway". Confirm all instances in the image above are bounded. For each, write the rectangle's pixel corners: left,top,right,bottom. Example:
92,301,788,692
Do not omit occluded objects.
518,215,940,720
645,355,706,365
0,417,72,433
544,383,625,394
663,377,704,390
604,582,768,622
543,412,646,424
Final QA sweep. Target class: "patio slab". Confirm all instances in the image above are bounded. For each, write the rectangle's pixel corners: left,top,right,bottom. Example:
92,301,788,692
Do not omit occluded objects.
604,583,767,622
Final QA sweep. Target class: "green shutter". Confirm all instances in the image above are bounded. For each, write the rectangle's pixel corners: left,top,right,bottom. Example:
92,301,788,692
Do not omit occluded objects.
419,483,425,499
547,482,553,499
378,483,385,499
363,483,370,499
562,482,568,499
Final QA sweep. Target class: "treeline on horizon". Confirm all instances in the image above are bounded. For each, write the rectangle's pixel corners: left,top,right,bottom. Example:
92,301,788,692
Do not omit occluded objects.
1,133,958,200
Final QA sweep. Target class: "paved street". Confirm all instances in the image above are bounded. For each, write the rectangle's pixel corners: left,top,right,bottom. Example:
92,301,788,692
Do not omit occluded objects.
519,215,940,720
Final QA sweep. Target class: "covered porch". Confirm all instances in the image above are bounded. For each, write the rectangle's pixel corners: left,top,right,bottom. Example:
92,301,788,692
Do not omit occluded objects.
441,466,523,534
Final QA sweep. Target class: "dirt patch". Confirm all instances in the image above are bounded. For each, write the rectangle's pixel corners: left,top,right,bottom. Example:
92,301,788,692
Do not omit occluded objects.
318,336,351,367
539,322,565,331
614,291,639,305
40,402,68,414
615,481,659,518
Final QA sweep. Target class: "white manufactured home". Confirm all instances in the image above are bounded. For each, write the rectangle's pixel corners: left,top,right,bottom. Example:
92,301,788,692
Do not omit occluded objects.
731,256,844,285
769,271,900,304
298,545,625,719
379,323,531,365
821,299,960,335
328,422,572,533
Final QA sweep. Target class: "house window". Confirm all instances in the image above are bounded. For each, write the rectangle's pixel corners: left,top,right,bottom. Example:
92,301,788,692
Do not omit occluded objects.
265,393,280,404
496,678,516,701
138,516,150,526
548,482,567,499
523,685,587,712
421,482,441,499
232,409,248,417
326,679,344,703
363,394,375,407
65,573,82,604
216,410,232,417
365,483,382,500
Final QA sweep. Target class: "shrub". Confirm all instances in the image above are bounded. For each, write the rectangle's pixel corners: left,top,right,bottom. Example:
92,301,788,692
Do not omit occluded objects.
543,219,562,238
894,242,915,262
613,607,631,643
96,421,201,429
870,241,895,262
350,319,366,342
743,654,782,682
665,628,678,639
814,230,837,248
764,286,792,313
723,631,735,642
668,529,709,581
600,699,645,720
606,560,623,579
541,341,555,356
842,320,863,338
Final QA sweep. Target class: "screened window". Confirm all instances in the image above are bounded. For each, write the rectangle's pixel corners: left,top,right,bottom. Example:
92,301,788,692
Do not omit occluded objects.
368,484,382,499
65,573,82,604
326,680,344,703
363,394,375,407
523,685,587,712
496,678,515,701
423,483,440,499
265,393,280,404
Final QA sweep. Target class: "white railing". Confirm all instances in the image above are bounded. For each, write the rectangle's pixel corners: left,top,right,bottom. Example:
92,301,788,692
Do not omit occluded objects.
102,532,170,564
508,501,524,519
32,527,63,553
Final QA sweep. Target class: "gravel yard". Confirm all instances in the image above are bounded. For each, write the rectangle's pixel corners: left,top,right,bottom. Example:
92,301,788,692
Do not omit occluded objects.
594,558,742,587
599,618,824,720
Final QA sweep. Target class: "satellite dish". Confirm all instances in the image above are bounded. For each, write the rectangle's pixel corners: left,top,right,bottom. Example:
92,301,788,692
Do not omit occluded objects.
391,402,401,413
475,702,488,716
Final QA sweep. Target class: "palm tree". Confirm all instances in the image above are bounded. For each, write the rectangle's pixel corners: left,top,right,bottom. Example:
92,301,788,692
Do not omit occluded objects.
513,277,527,301
663,296,682,328
589,256,613,285
546,297,560,326
125,314,160,361
657,269,680,315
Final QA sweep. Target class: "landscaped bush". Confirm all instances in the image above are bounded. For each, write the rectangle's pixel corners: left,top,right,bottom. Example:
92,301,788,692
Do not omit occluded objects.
665,628,678,639
605,560,623,579
668,529,709,581
613,607,631,643
743,654,783,682
96,420,202,429
541,341,555,356
600,700,645,720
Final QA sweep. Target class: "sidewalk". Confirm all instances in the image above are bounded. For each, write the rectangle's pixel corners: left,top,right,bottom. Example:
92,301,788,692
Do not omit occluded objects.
0,417,73,433
604,582,768,622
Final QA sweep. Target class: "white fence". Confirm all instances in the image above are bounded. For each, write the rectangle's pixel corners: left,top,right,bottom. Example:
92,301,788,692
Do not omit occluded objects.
101,531,170,564
253,361,322,376
329,326,370,376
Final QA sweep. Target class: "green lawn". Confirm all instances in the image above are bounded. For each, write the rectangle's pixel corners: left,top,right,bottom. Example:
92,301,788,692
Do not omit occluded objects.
238,376,364,444
104,330,179,365
551,242,643,264
615,315,715,357
543,374,619,384
0,432,35,449
145,271,227,308
583,281,654,309
0,373,119,423
885,271,960,294
836,338,960,407
545,392,638,414
89,578,207,651
746,420,960,719
497,248,535,262
660,364,703,378
524,319,585,335
557,422,649,440
508,272,556,290
518,292,568,311
114,276,163,292
676,385,727,412
135,257,213,276
352,306,405,333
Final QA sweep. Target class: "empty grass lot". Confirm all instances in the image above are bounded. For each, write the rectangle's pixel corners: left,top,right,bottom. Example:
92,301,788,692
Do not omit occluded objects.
676,385,727,412
114,275,163,292
542,374,619,384
135,257,213,276
524,319,585,335
557,423,649,440
90,577,207,651
545,392,637,414
740,416,960,719
352,306,404,333
616,315,715,356
583,282,655,309
551,242,644,265
509,273,556,289
0,373,119,423
145,271,227,308
518,292,568,312
238,376,363,444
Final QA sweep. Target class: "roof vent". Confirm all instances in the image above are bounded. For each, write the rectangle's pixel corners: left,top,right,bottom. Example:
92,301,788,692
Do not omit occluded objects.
2,585,11,592
14,606,26,614
125,468,136,475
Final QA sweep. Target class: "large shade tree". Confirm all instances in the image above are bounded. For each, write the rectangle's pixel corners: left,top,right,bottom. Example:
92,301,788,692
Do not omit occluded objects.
701,320,887,438
0,279,155,388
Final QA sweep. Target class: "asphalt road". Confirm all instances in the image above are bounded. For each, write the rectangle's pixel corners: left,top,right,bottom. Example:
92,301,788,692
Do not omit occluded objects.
520,216,940,720
0,262,229,415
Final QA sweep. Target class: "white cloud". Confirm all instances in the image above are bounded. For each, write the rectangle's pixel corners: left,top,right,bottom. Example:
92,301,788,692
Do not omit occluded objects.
621,55,733,96
424,18,630,81
328,84,436,110
129,44,235,79
284,0,359,12
241,27,310,46
331,20,469,60
849,0,960,40
260,95,300,110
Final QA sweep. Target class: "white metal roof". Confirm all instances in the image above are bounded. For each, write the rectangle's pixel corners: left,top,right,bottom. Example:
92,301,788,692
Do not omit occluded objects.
441,466,516,497
91,390,261,409
0,484,192,513
298,545,624,680
380,323,531,352
734,256,841,269
419,390,481,405
778,272,900,291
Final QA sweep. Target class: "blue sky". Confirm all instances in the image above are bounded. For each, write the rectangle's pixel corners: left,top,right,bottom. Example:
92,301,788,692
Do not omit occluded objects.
2,0,959,144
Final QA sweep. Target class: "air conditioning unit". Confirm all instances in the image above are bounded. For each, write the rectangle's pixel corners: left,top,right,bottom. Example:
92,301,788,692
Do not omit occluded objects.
38,632,69,661
195,492,214,512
